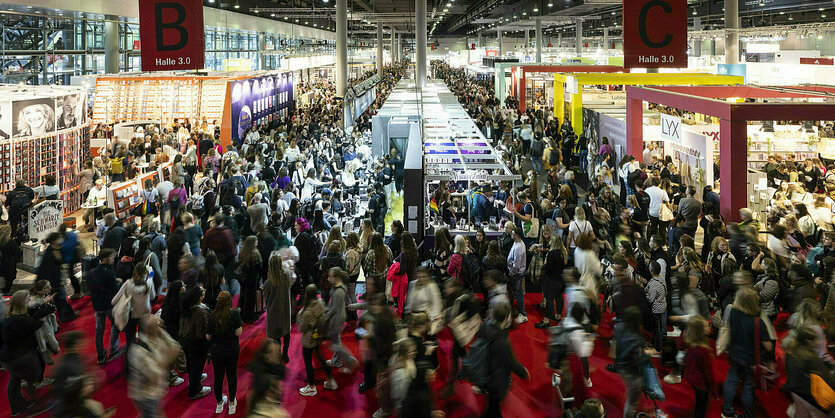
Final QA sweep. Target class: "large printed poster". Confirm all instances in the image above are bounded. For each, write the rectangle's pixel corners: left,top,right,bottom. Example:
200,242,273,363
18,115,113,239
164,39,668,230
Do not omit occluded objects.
0,101,12,139
13,98,56,138
56,93,86,130
230,72,294,144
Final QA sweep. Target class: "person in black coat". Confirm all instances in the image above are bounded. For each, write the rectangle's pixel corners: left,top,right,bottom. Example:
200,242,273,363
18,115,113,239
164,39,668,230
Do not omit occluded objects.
0,225,22,295
293,218,317,290
536,237,567,328
385,221,403,258
86,248,123,363
480,301,529,417
100,213,126,251
36,232,77,322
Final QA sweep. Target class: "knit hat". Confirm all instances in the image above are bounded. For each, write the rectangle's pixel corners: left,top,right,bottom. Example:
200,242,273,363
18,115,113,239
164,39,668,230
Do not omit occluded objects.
295,217,310,232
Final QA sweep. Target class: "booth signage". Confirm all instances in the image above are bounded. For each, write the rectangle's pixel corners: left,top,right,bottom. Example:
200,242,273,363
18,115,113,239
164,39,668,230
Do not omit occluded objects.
29,200,63,243
623,0,687,69
660,114,682,144
138,0,205,71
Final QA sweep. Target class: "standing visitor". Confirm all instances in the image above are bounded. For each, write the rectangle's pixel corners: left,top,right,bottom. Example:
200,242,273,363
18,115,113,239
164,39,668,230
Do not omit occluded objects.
263,253,293,364
180,286,212,399
207,291,243,414
298,284,337,396
507,227,527,323
325,267,359,371
236,236,263,323
86,248,124,364
479,301,529,417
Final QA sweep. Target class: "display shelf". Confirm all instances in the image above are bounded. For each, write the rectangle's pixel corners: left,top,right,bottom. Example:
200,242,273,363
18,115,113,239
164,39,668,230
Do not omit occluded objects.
106,180,141,223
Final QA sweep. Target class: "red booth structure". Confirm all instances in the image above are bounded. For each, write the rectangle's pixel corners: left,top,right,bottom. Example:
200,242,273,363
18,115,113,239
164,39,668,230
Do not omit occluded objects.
509,65,625,113
626,85,835,221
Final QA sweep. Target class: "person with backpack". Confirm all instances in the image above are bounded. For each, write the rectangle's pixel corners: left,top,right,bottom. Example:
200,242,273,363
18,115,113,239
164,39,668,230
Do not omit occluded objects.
167,178,188,224
110,149,127,182
543,140,561,171
298,284,337,396
472,300,529,417
530,133,545,173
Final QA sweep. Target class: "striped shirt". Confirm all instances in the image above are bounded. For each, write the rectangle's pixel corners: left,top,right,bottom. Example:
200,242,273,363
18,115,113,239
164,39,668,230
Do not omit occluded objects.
645,276,667,314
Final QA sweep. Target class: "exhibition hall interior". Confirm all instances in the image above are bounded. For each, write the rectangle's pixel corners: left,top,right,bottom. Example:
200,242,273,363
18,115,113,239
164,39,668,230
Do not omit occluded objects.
3,0,835,417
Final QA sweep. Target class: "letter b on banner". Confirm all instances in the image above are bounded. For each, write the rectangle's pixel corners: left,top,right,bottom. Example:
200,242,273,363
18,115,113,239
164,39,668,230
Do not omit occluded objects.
623,0,686,69
139,0,205,71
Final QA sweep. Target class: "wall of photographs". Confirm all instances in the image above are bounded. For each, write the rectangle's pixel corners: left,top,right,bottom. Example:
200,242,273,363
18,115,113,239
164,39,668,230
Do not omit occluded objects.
230,72,295,144
0,86,91,215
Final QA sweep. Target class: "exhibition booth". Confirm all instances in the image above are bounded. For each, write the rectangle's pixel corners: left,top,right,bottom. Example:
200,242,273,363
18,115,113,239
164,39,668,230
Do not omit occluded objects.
554,72,745,135
0,85,91,215
625,85,835,221
92,71,295,149
509,64,624,112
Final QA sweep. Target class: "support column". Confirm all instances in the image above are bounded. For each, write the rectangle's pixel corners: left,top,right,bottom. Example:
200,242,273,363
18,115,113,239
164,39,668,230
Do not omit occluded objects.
724,0,739,64
42,17,48,84
391,30,396,65
519,71,526,112
525,29,530,49
575,19,583,55
497,30,503,56
477,31,482,48
554,77,564,124
692,17,702,57
416,0,427,87
570,86,583,135
377,23,384,76
104,16,119,74
626,97,644,163
535,17,542,63
710,39,716,56
336,0,348,96
719,119,747,221
258,34,266,70
603,27,609,51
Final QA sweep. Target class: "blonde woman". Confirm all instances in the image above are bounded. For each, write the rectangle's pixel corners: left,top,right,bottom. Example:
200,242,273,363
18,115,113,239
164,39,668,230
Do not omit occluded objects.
567,206,595,251
811,195,834,231
15,103,55,137
320,226,346,259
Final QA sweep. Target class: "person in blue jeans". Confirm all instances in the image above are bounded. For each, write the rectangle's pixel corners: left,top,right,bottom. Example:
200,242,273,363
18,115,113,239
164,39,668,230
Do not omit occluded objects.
721,287,772,418
85,248,124,364
506,227,528,324
576,136,588,173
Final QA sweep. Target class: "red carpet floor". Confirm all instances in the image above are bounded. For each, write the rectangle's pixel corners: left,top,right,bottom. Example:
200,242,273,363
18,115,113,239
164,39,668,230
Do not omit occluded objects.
0,295,793,418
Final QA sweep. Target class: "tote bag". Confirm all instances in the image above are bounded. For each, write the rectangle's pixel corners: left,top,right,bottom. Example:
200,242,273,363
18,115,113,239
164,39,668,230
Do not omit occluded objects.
113,290,132,331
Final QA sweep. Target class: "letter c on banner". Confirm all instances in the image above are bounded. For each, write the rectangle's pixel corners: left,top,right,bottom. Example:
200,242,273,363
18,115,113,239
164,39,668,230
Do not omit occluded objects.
639,0,673,48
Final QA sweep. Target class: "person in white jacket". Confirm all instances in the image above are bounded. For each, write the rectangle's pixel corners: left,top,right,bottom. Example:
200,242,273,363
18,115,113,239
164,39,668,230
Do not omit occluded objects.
405,267,443,336
300,168,330,202
112,264,156,374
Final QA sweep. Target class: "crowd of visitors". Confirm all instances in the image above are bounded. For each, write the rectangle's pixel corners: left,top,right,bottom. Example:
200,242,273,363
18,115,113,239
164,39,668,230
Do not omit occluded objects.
3,57,835,418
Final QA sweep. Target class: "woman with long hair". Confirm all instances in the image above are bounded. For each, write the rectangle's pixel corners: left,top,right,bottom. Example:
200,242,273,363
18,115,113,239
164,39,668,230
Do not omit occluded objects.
112,264,156,355
199,250,225,311
432,227,453,280
207,291,243,414
15,103,55,137
237,236,263,323
298,284,337,396
448,235,470,284
790,299,835,367
0,224,22,295
264,253,293,364
360,219,375,253
344,232,362,307
166,227,188,282
320,226,346,260
395,232,419,281
754,257,781,324
180,286,211,399
722,288,772,418
783,326,835,415
536,234,568,328
363,232,392,279
682,316,717,418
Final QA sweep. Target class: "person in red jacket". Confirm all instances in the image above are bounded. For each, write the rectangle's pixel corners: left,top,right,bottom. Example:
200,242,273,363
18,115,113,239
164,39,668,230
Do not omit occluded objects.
683,316,717,418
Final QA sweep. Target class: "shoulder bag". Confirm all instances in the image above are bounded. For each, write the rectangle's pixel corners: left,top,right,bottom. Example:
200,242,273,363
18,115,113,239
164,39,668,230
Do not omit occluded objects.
716,307,733,355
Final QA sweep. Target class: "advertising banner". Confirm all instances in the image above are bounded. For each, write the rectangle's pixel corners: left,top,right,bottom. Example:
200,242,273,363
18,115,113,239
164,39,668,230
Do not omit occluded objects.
800,58,834,66
12,98,56,138
623,0,687,68
230,73,294,144
660,113,682,144
29,200,63,243
139,0,205,71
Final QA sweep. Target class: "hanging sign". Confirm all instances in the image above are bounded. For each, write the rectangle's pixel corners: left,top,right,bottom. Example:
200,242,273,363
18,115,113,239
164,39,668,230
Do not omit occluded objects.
29,200,63,243
800,58,834,65
138,0,205,71
660,113,682,144
623,0,687,68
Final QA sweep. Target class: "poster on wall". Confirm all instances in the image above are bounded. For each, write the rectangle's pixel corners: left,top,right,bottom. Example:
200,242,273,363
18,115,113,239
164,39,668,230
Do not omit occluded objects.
599,114,627,179
230,73,294,144
56,93,85,130
582,108,600,143
0,100,12,139
13,98,56,138
664,130,712,197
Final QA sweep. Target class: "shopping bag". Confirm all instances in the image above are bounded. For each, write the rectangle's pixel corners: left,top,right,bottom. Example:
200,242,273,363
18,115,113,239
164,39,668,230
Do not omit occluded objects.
113,292,132,331
716,308,733,355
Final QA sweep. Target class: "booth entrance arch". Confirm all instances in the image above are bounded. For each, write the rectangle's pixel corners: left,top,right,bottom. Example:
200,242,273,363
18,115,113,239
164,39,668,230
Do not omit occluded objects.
626,85,835,221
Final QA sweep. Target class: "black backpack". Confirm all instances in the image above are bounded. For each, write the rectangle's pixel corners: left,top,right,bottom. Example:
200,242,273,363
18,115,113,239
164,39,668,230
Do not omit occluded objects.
548,147,560,166
462,325,495,387
531,139,545,156
766,276,793,312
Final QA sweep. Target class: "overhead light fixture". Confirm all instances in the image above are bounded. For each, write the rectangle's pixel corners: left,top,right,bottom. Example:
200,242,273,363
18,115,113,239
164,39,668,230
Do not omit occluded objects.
819,34,824,39
788,16,793,20
823,14,828,18
759,1,765,6
254,9,259,13
443,8,448,11
522,11,527,15
283,16,287,19
446,2,451,6
547,2,553,6
208,0,215,3
692,10,697,15
234,2,240,8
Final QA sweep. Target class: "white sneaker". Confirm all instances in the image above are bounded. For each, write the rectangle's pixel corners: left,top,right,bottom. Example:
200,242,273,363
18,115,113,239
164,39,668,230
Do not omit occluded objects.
228,400,237,415
373,408,392,418
663,373,682,384
324,378,338,390
216,395,228,414
515,314,528,324
201,373,208,382
668,326,682,338
169,377,185,387
584,377,593,388
299,385,318,396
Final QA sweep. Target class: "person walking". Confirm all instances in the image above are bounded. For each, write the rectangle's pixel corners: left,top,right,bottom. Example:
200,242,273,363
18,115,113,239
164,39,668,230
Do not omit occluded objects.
507,227,528,324
325,267,359,372
129,316,182,418
298,284,337,396
207,291,243,414
112,264,156,369
86,248,124,364
263,253,293,364
615,306,652,418
236,236,263,323
180,286,212,399
0,290,55,416
480,301,530,417
536,234,567,328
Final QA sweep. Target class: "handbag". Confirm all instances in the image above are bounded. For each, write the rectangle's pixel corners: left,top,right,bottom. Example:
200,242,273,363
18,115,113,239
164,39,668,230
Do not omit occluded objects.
716,307,733,355
113,290,132,332
449,296,482,347
753,318,779,391
811,373,835,411
659,204,674,222
641,362,666,401
709,308,724,329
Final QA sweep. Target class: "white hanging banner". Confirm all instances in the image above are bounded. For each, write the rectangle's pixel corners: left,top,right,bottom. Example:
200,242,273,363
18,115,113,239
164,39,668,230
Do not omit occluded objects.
660,113,683,144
